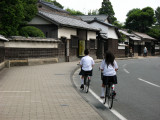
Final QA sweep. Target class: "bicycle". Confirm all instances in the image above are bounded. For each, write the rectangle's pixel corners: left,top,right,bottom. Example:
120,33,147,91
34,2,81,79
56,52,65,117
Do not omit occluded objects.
103,82,115,109
77,63,91,93
83,73,91,93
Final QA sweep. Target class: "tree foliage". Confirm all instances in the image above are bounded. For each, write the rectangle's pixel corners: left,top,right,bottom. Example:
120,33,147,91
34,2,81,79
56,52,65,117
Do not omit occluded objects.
88,9,99,15
155,7,160,25
66,8,84,15
125,7,156,33
52,0,63,9
0,0,37,36
22,0,37,24
113,21,124,29
118,33,126,43
147,25,160,40
0,0,24,36
99,0,117,23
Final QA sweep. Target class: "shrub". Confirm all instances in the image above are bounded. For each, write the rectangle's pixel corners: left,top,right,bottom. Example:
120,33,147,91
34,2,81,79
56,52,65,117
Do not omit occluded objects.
19,26,45,37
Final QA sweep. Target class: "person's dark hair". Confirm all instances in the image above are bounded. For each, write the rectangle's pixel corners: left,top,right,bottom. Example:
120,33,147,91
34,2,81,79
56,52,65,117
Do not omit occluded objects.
105,51,115,67
84,49,89,55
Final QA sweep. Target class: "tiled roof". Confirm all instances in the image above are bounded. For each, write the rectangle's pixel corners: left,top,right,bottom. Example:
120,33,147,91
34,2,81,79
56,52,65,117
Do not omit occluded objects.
77,15,108,22
130,36,141,41
38,11,99,31
39,0,68,13
100,33,108,39
119,29,156,41
8,36,60,42
0,35,8,41
119,30,131,36
119,29,141,41
133,32,156,40
90,18,114,27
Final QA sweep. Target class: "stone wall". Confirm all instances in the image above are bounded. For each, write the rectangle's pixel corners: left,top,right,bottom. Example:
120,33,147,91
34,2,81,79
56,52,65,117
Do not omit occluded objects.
4,36,65,66
0,36,99,68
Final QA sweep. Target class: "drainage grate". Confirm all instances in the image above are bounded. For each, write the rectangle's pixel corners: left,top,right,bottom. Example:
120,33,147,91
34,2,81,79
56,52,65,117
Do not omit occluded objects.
55,74,65,75
60,104,69,107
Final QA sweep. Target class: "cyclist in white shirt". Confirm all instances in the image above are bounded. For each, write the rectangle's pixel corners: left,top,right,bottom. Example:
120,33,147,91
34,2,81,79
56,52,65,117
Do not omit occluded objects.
100,51,118,98
79,49,95,89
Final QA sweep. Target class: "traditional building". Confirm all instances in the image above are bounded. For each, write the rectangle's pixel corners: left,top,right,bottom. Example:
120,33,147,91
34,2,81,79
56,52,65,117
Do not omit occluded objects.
119,29,157,56
27,0,99,62
132,32,156,56
77,15,121,58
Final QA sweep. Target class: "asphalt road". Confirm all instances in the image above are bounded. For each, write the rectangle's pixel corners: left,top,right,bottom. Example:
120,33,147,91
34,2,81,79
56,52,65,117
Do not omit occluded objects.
73,57,160,120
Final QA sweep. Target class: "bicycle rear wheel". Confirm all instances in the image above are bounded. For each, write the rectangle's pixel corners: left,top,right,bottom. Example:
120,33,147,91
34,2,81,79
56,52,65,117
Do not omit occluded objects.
107,86,113,109
85,77,90,93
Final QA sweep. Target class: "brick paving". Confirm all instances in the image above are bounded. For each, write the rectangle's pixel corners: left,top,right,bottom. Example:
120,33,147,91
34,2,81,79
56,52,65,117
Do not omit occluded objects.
0,62,103,120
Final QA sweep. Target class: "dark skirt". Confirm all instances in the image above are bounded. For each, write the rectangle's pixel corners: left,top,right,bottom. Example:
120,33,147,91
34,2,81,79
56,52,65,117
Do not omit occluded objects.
102,75,117,85
79,69,92,76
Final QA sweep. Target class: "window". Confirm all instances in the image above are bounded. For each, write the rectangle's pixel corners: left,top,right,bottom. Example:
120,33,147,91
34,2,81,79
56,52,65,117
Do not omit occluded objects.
46,32,48,37
90,39,97,49
38,5,42,8
71,36,78,48
95,39,97,49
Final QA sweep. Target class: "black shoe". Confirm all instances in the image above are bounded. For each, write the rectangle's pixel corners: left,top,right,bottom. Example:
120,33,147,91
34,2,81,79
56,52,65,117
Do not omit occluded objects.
80,84,84,89
100,96,105,99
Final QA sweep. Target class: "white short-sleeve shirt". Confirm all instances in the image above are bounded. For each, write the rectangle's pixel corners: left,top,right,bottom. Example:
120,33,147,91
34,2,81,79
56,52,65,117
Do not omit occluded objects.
100,60,118,76
80,55,95,71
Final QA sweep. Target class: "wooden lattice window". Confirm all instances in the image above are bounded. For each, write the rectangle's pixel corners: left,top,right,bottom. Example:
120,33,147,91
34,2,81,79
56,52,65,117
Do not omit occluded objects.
90,39,97,49
71,36,78,48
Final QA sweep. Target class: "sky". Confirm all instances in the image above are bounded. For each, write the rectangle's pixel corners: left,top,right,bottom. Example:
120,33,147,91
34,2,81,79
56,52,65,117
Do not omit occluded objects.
56,0,160,23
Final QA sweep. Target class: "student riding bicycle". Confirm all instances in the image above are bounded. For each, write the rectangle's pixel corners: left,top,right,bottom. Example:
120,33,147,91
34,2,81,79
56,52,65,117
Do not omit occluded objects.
79,49,95,89
100,51,118,98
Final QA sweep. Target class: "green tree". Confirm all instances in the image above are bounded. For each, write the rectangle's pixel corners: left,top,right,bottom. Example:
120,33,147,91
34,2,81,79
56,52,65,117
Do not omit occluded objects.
0,0,37,36
88,9,99,15
22,0,37,24
113,21,124,29
99,0,117,23
119,33,126,43
125,7,156,32
155,7,160,25
52,0,63,9
0,0,24,36
19,26,45,37
66,8,84,15
147,25,160,40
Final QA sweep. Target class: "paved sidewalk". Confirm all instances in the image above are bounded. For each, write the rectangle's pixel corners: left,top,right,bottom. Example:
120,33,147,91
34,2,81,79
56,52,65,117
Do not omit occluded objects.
0,62,103,120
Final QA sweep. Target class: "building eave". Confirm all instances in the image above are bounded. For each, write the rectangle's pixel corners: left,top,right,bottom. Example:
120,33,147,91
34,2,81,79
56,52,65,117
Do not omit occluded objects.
37,12,60,26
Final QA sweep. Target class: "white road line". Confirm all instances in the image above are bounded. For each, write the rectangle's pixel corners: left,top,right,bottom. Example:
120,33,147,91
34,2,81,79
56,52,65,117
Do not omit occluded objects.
89,89,128,120
123,69,130,74
138,78,160,88
73,70,127,120
0,91,31,93
123,64,127,67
